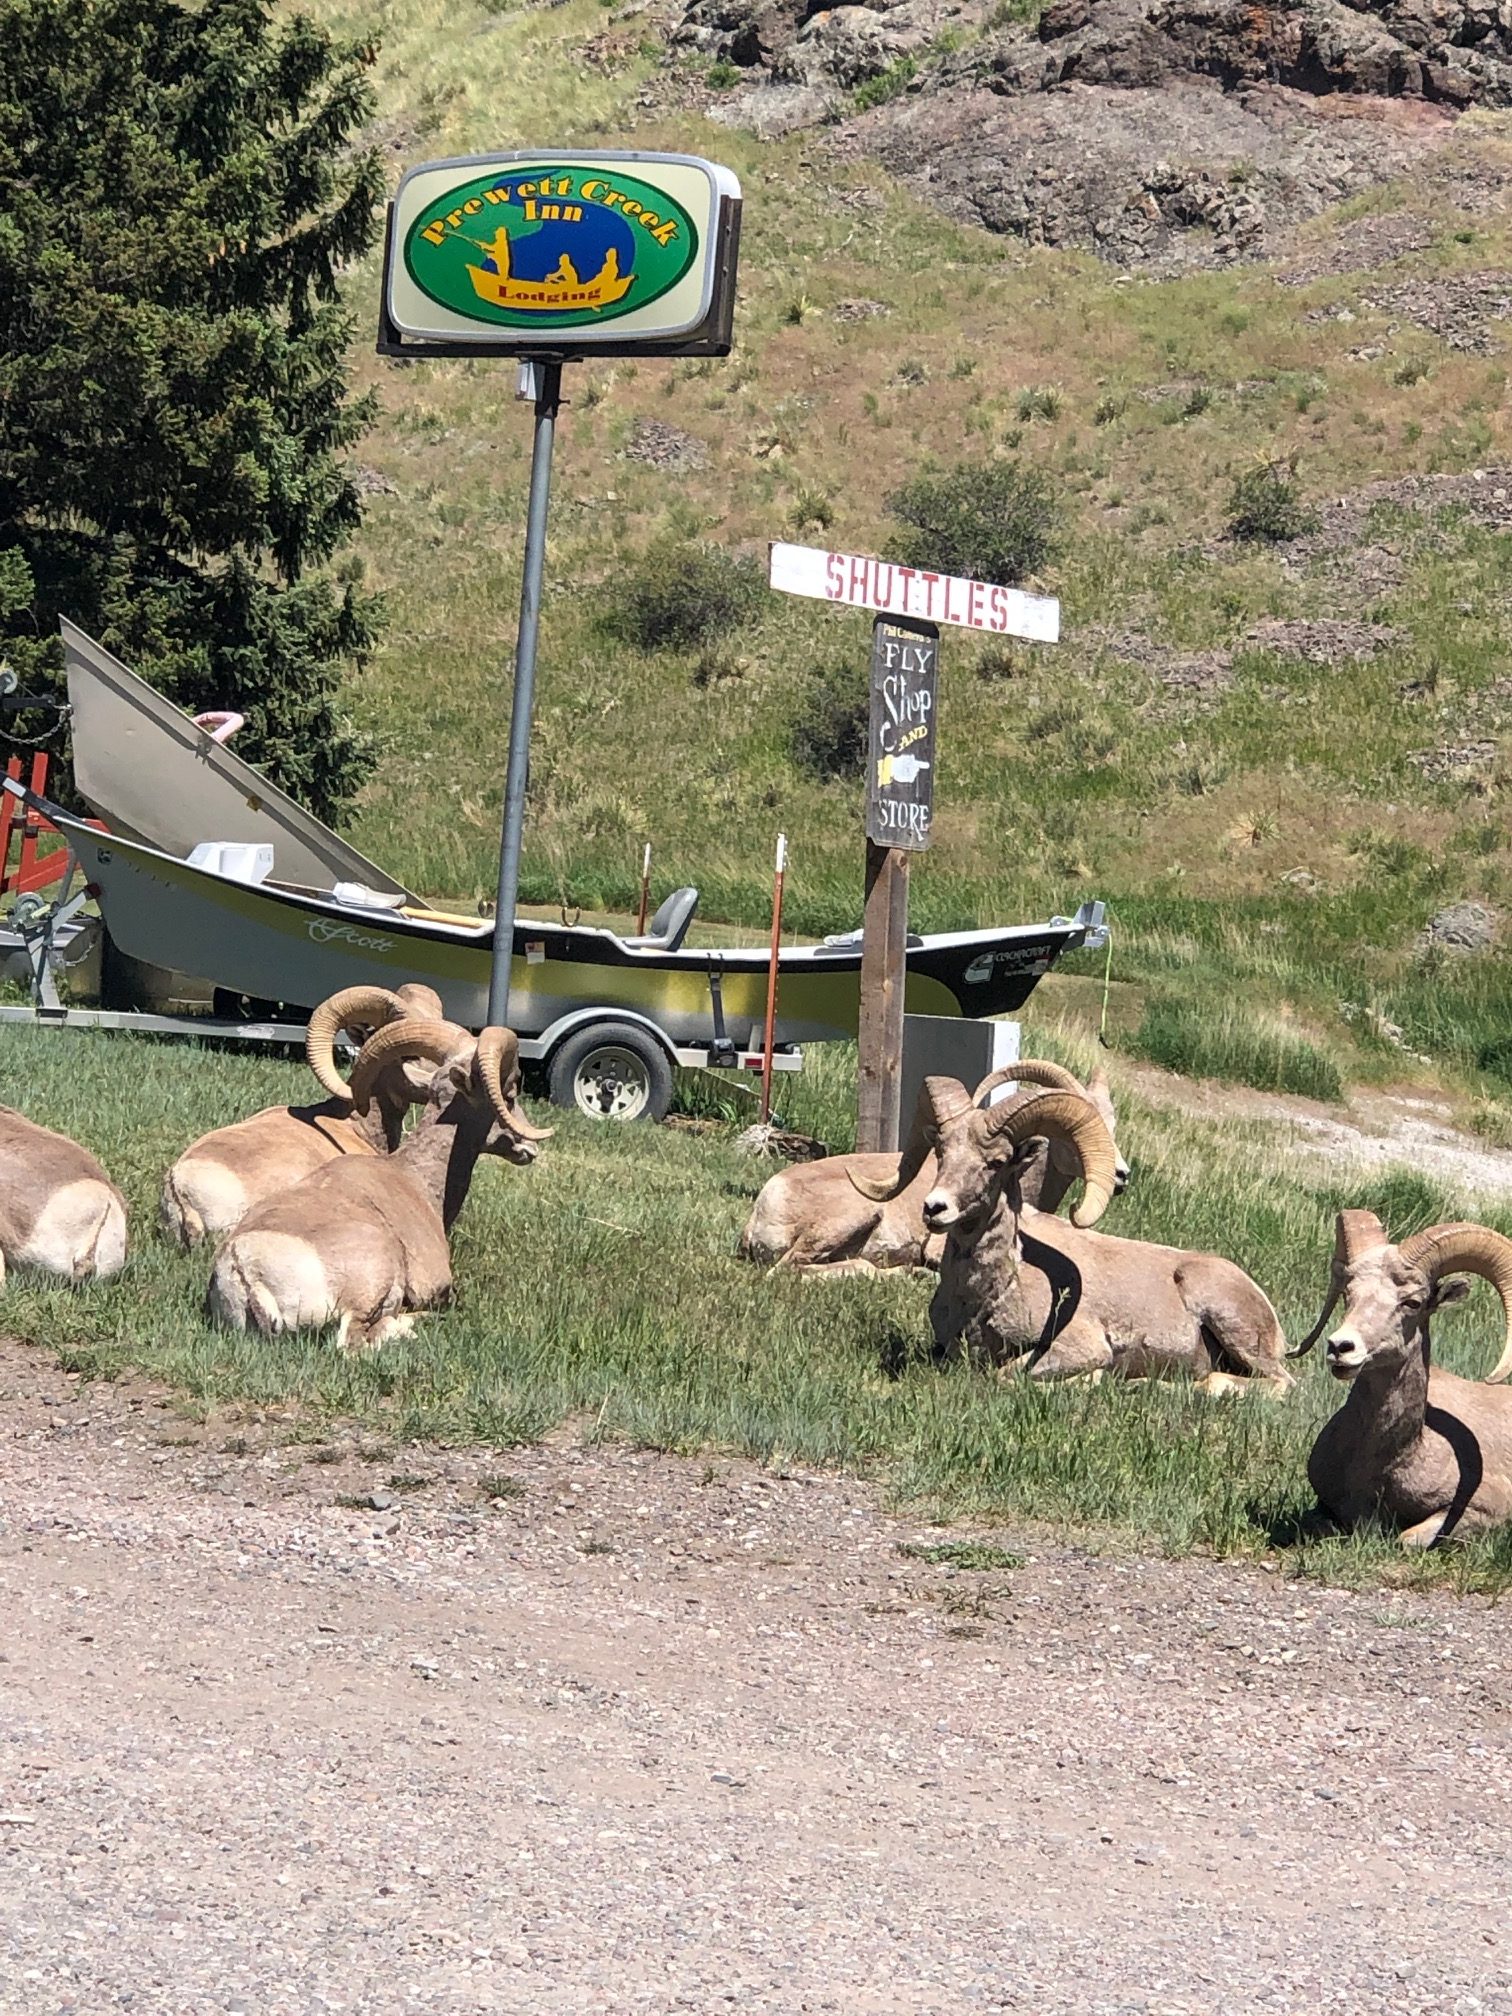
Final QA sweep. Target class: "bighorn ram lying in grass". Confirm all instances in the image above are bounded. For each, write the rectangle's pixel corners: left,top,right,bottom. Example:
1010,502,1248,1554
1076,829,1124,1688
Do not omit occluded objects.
853,1077,1291,1393
1297,1209,1512,1545
0,1107,128,1284
740,1060,1129,1276
161,984,444,1248
208,1016,550,1348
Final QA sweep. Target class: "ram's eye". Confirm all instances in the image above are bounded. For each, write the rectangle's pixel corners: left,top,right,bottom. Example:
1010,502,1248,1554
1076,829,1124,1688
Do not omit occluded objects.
1401,1297,1423,1313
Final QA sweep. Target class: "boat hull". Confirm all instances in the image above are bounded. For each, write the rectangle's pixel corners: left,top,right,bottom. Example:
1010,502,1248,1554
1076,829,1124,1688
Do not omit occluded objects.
60,820,1089,1045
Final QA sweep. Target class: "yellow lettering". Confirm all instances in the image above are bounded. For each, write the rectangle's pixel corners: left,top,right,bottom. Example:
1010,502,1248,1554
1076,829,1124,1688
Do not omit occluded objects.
650,220,679,246
639,211,660,231
580,179,605,201
523,197,538,220
484,187,509,205
565,204,582,222
464,196,482,214
602,189,625,210
518,180,537,197
421,222,446,245
620,199,642,220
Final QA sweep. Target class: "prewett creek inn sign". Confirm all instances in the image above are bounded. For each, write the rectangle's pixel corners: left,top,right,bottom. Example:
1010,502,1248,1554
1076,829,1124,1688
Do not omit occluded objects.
383,152,741,355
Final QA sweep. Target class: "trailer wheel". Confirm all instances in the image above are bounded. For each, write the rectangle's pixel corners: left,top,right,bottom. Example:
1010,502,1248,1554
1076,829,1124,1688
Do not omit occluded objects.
548,1022,673,1123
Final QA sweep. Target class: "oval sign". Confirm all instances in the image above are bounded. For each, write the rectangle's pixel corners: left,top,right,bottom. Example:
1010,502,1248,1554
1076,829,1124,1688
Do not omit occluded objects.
402,163,699,332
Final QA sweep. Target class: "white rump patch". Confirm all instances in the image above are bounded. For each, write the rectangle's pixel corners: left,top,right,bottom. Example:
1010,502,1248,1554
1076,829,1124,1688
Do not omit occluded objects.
16,1180,127,1280
209,1232,335,1335
162,1161,249,1246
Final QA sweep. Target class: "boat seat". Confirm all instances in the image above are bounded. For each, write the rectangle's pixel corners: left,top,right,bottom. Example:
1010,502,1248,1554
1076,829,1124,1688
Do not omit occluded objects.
622,886,699,952
187,840,274,887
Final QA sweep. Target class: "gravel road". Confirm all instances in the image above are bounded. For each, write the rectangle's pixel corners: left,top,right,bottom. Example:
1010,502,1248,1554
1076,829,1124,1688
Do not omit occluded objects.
2,1339,1509,2016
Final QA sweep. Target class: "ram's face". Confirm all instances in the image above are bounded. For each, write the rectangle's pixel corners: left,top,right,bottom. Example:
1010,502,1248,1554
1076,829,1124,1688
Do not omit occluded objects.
922,1116,1015,1232
1325,1252,1465,1381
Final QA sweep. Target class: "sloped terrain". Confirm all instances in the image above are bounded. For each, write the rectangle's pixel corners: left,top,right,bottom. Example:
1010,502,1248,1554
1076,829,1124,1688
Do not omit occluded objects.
684,0,1512,263
292,0,1512,1104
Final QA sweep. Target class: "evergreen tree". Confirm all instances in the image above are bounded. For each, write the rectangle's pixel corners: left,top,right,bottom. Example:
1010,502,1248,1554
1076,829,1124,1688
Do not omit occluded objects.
0,0,383,822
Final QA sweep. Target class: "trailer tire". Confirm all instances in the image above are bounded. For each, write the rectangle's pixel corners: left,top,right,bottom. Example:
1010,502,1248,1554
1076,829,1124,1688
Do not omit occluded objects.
547,1022,674,1123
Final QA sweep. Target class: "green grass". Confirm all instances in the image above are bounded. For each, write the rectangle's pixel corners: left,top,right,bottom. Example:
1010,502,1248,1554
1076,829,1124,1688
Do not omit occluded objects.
8,1021,1512,1594
279,0,1512,1117
1129,996,1345,1101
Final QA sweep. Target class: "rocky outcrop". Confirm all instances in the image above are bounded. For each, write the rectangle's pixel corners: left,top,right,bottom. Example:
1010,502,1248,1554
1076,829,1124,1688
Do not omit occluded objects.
682,0,1512,264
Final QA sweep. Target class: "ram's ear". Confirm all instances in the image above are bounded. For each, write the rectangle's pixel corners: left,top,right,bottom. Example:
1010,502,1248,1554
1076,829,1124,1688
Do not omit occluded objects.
1429,1277,1472,1313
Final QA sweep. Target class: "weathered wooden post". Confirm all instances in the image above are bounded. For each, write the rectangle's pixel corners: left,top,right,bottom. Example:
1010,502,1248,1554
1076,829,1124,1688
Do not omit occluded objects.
857,616,938,1149
768,542,1059,1152
378,150,742,1026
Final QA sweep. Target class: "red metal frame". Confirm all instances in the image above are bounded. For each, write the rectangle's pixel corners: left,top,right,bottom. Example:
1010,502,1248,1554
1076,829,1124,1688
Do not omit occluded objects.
0,755,107,899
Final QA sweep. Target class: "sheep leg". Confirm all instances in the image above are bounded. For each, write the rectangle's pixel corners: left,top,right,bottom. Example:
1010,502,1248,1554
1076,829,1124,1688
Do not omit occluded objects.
1399,1511,1453,1550
792,1257,882,1280
1178,1262,1294,1391
1025,1320,1114,1382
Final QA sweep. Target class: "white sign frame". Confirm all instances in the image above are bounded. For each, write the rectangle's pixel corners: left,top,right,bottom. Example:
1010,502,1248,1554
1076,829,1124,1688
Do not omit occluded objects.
384,150,740,354
768,541,1059,644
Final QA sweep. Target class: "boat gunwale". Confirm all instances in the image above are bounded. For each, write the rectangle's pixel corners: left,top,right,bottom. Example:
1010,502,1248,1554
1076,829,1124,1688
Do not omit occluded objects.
63,818,1089,975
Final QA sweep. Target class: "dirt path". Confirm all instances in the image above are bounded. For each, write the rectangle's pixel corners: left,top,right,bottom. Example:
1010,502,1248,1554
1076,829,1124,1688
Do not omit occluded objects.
1117,1055,1512,1201
2,1340,1510,2016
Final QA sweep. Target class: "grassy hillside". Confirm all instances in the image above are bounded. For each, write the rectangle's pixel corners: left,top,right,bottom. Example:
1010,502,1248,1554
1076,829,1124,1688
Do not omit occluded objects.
313,0,1512,1093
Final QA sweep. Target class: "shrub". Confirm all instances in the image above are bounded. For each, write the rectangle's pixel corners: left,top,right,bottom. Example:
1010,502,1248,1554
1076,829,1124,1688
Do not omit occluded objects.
792,659,869,781
605,540,762,651
852,55,916,109
707,58,741,88
1227,459,1318,543
888,458,1061,583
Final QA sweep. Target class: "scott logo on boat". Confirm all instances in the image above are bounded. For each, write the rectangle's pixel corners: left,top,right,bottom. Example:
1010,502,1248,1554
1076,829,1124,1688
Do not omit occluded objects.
308,919,394,953
403,164,698,330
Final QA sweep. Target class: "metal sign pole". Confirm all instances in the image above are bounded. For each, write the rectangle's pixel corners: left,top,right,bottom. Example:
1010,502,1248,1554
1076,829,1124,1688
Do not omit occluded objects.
487,358,563,1029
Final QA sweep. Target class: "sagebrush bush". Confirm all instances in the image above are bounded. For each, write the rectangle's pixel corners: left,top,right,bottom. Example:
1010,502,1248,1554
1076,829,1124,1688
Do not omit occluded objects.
1226,460,1317,543
888,458,1061,583
606,539,762,650
792,659,869,781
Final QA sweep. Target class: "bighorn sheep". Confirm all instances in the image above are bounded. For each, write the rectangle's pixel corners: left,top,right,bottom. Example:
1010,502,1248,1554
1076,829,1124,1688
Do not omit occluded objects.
207,1017,550,1348
160,984,444,1249
1297,1209,1512,1546
0,1106,128,1284
853,1077,1291,1393
740,1060,1129,1277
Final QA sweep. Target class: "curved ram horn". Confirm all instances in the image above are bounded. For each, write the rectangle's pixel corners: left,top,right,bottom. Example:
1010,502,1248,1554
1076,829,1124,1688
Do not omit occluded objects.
847,1076,972,1203
970,1057,1083,1108
1290,1211,1391,1357
982,1087,1118,1228
346,1017,475,1114
1399,1221,1512,1384
305,986,408,1102
474,1027,553,1143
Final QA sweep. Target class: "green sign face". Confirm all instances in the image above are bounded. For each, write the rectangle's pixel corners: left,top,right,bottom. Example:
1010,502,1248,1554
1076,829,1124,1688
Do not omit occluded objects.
402,163,699,332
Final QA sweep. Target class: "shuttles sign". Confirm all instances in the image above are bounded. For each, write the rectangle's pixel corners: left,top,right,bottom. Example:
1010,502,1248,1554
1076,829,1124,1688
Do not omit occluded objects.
768,539,1061,1156
768,541,1060,642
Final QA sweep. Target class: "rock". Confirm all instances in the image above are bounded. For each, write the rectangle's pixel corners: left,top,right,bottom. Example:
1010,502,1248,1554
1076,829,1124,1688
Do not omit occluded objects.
1421,902,1499,955
1408,741,1497,782
622,419,710,472
675,0,1512,265
1245,618,1400,666
831,297,892,320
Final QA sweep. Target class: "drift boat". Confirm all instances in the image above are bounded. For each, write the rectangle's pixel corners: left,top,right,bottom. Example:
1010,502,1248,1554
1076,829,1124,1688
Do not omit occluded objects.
1,625,1106,1111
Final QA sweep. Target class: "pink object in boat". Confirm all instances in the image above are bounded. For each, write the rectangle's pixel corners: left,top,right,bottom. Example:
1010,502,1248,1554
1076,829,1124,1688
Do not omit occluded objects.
193,710,245,745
